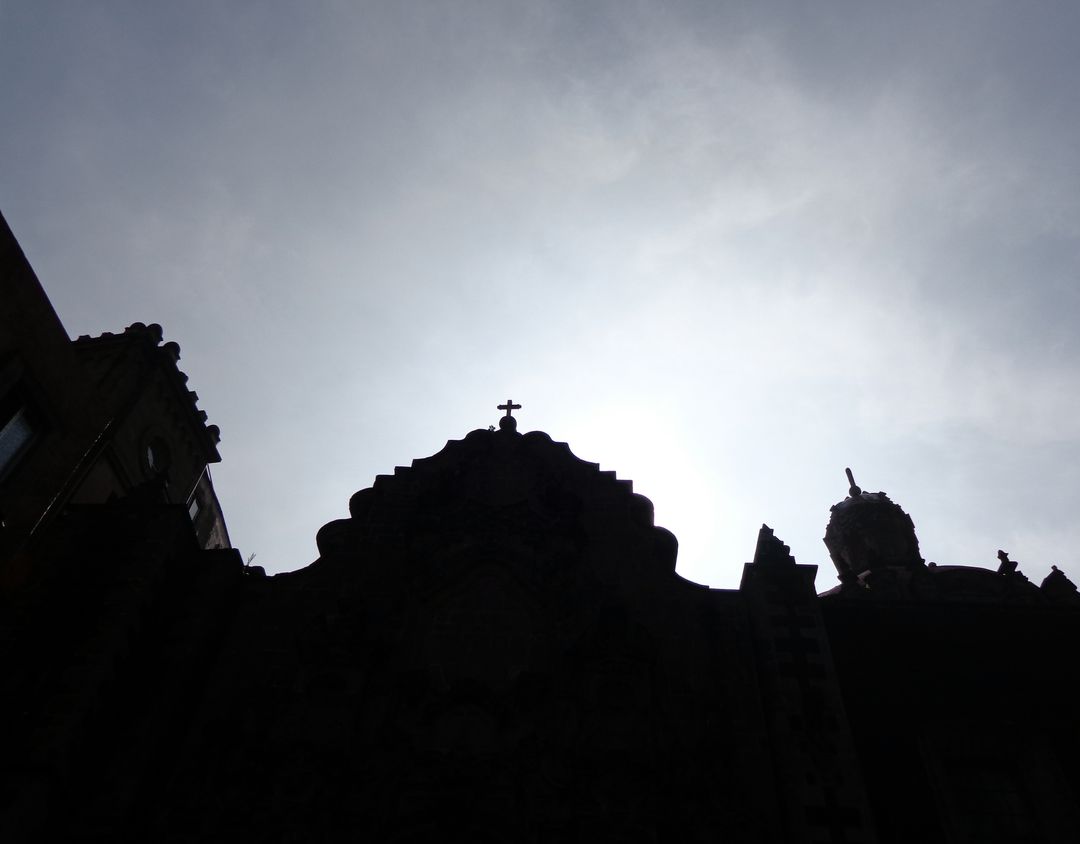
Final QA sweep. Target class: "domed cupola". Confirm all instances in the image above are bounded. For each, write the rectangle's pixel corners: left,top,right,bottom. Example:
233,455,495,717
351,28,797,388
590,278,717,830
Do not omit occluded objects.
823,468,924,586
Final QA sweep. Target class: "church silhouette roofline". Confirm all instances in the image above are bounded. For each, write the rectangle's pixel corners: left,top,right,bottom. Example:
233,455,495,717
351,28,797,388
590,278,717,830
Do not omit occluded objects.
4,209,1080,843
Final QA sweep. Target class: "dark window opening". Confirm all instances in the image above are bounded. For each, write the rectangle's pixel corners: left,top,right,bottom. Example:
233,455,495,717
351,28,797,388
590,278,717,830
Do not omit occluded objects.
145,437,171,477
0,387,41,478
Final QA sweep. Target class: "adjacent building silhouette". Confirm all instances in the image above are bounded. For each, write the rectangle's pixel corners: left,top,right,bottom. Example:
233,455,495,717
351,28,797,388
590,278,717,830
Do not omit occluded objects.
2,210,1078,843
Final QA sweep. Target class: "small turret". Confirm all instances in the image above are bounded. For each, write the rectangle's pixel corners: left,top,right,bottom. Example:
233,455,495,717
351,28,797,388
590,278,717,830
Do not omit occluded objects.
823,468,924,586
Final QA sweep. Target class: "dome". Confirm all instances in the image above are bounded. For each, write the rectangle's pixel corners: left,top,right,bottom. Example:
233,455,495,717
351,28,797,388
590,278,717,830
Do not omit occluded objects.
823,469,924,584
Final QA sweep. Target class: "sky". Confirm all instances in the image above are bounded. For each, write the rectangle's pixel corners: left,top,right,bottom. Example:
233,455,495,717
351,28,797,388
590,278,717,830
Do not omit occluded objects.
3,1,1080,590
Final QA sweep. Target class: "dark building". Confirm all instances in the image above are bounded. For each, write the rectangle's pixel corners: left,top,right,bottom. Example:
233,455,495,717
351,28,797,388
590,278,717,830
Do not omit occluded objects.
2,210,1079,843
0,211,228,585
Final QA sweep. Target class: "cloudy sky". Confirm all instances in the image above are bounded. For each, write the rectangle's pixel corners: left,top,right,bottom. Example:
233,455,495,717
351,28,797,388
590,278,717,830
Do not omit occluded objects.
3,1,1080,589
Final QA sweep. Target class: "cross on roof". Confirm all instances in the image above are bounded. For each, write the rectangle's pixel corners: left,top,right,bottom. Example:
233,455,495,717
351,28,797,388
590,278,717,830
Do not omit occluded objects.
496,399,522,432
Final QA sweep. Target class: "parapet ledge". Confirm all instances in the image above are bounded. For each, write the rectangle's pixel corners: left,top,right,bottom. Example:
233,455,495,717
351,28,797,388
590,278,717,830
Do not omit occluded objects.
74,321,222,455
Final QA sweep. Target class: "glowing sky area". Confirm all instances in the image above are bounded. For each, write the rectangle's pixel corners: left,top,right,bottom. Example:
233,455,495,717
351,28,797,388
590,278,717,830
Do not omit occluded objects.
4,2,1080,589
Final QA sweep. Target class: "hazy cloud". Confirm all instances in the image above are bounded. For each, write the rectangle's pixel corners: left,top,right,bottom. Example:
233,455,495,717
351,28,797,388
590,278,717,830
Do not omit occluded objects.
3,1,1080,587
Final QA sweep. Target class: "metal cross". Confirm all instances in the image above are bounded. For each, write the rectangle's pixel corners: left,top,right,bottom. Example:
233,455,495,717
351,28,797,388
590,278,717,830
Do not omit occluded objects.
497,399,521,418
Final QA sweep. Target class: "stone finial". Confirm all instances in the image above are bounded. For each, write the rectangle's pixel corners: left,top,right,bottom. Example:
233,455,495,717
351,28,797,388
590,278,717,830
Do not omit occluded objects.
845,467,861,497
1040,565,1080,603
126,322,164,344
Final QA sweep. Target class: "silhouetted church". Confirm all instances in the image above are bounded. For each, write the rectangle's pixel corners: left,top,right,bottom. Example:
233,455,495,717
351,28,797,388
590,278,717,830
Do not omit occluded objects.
3,209,1080,843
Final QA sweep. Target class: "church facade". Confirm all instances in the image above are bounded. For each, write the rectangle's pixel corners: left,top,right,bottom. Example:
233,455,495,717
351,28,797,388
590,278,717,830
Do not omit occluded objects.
2,210,1079,843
